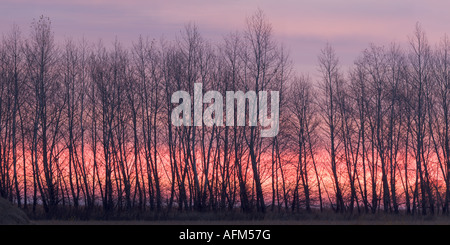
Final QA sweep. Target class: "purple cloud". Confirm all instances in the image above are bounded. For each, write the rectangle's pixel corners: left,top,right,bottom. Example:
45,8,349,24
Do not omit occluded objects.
1,0,449,75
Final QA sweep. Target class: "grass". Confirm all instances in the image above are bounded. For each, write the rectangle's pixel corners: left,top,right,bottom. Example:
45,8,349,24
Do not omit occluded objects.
25,207,450,225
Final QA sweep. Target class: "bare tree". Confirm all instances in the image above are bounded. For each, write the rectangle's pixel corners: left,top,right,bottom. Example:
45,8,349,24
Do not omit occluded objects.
24,16,62,215
317,43,345,213
431,35,450,213
408,23,434,215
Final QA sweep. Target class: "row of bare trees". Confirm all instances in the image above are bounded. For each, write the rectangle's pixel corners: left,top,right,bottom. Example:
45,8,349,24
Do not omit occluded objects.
0,12,449,216
312,24,450,215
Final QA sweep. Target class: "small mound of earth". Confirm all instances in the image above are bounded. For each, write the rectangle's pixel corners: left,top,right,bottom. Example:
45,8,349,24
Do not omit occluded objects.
0,197,30,225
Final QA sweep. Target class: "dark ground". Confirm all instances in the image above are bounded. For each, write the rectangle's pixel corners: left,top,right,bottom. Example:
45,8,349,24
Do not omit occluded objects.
29,211,450,225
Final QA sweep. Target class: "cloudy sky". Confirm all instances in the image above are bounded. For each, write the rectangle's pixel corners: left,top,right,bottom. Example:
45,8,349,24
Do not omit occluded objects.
1,0,449,75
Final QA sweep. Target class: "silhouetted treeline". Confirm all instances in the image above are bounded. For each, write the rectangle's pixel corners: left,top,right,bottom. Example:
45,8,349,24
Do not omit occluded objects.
0,11,449,217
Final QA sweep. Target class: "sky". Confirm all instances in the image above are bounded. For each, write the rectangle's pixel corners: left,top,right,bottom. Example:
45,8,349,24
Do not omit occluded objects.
1,0,450,76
